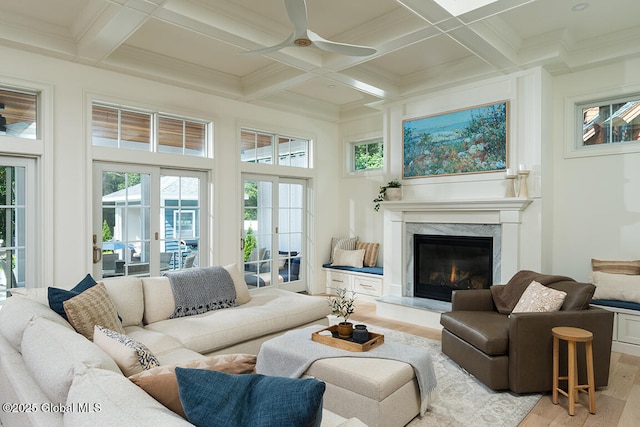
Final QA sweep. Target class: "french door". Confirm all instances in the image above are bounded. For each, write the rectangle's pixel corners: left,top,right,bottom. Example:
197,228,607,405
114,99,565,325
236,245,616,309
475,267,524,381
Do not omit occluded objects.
93,163,206,278
242,174,306,292
0,157,36,303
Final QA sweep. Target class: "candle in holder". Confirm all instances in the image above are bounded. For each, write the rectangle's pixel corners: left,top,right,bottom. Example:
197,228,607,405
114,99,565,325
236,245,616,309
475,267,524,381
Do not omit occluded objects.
519,164,526,171
506,168,515,177
517,169,530,198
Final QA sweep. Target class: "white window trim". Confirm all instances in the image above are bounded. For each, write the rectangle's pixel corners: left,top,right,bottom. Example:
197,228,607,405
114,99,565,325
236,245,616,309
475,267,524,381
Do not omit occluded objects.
0,77,53,287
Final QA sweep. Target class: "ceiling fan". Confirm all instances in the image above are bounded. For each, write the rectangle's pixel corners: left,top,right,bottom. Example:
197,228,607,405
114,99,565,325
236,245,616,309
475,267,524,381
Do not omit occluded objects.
240,0,377,57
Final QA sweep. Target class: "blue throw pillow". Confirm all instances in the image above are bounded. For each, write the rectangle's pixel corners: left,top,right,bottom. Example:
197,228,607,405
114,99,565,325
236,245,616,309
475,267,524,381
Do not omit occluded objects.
48,274,97,321
175,368,325,427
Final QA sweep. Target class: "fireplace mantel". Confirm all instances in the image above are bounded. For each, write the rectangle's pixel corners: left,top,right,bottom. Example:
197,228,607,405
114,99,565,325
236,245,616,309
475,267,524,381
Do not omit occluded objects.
380,197,532,213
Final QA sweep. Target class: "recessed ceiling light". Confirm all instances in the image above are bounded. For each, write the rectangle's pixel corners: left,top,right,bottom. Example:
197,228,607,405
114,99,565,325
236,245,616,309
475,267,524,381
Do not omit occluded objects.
572,2,589,12
328,84,336,89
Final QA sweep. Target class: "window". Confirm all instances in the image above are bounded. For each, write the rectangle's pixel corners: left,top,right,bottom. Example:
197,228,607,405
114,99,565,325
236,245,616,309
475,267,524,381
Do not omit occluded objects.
92,103,209,157
241,129,310,167
568,94,640,158
0,88,38,140
353,138,383,171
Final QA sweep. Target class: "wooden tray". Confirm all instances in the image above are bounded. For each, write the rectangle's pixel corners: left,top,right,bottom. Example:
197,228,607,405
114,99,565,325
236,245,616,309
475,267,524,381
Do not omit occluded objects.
311,325,384,352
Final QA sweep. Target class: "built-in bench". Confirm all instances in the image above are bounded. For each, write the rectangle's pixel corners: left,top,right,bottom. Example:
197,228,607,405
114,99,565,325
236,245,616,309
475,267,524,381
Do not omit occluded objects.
323,264,384,298
591,299,640,357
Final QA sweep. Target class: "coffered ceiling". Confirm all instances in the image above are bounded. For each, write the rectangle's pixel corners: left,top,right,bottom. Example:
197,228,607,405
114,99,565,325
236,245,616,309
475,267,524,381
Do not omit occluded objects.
0,0,638,121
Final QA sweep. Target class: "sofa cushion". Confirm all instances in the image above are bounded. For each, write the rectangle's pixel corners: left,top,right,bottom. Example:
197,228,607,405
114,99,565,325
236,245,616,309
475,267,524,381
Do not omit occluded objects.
512,281,566,313
8,287,48,305
591,258,640,275
93,325,160,376
21,317,121,405
224,263,252,305
65,367,192,426
129,354,256,418
63,282,125,340
0,295,73,352
439,311,509,356
103,276,144,326
547,281,595,310
175,368,325,427
591,271,640,304
48,273,97,321
145,287,330,354
142,276,176,324
123,325,186,356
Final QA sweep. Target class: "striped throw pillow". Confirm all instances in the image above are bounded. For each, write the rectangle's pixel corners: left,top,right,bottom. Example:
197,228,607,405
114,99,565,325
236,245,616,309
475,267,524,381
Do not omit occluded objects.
592,259,640,275
330,236,358,263
356,241,380,267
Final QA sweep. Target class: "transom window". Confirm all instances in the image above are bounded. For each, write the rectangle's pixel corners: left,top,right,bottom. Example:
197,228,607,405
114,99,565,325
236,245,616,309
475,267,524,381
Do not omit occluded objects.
580,95,640,146
0,88,38,140
92,103,209,157
347,137,383,174
241,129,310,167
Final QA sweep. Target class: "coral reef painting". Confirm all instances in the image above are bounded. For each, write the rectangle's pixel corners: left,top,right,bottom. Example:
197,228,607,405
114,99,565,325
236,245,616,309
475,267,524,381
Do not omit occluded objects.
403,101,508,178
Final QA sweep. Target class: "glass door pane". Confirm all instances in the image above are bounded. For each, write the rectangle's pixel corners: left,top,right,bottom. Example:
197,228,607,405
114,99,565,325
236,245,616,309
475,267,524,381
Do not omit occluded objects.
243,178,274,288
160,174,201,270
100,170,151,277
0,164,27,302
278,181,304,289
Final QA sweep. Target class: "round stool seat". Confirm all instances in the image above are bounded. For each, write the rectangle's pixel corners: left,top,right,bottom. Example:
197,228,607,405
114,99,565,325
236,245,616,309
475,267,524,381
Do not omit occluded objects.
552,326,596,416
552,327,593,342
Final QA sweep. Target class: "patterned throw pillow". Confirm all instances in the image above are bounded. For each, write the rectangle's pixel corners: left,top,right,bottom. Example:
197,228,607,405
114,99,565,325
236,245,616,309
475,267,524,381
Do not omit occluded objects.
48,273,97,321
129,354,257,418
93,325,160,376
62,282,125,340
175,368,325,427
511,281,567,313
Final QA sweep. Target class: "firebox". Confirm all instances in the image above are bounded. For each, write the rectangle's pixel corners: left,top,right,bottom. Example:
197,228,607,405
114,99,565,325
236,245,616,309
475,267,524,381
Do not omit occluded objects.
413,234,493,302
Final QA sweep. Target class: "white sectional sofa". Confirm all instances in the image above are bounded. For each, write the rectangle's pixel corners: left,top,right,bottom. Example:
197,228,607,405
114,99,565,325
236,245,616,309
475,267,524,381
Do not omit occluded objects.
0,268,362,427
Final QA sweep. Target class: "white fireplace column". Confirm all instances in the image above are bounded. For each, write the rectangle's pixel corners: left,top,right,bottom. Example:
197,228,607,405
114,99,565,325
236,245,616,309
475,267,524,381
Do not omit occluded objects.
381,198,532,298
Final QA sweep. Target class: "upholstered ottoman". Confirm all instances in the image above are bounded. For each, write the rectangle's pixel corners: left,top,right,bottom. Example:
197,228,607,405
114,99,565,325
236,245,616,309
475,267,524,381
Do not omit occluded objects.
303,357,421,427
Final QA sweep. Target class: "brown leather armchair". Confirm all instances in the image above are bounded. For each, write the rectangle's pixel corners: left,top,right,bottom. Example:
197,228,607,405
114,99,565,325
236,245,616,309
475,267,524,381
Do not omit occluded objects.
440,271,614,394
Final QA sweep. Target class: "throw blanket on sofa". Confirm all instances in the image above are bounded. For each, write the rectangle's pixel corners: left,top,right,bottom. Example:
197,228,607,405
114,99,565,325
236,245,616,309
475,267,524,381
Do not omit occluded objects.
163,266,237,318
490,270,575,314
256,326,436,417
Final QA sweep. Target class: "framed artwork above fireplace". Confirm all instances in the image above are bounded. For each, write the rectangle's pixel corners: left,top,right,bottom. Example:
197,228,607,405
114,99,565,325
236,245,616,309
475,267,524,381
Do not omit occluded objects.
402,101,509,178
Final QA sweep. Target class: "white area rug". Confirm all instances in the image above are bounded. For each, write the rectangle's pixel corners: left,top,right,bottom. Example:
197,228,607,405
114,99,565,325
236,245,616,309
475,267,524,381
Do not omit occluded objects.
365,324,541,427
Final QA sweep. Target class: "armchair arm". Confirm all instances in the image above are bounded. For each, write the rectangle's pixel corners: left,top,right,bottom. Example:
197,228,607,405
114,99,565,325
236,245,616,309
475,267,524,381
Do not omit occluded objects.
451,289,495,311
508,307,614,393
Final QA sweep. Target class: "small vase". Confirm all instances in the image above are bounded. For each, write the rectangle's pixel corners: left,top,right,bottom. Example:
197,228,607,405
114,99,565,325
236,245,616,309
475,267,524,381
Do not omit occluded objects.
337,322,353,339
352,324,369,344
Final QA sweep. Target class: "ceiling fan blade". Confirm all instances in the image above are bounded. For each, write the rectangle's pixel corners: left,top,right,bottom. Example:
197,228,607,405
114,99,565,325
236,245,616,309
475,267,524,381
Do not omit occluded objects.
239,32,296,55
284,0,308,38
307,30,377,57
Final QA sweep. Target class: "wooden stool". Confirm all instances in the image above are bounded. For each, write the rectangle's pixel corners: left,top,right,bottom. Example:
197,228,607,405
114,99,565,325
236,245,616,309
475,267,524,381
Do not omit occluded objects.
552,326,596,415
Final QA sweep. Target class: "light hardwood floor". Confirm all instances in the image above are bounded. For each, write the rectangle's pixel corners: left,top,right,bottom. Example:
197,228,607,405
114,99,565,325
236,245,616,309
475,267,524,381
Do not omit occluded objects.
348,299,640,427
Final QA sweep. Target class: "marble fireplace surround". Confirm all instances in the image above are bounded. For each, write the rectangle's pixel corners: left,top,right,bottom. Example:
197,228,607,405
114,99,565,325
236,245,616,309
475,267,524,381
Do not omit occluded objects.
382,198,532,300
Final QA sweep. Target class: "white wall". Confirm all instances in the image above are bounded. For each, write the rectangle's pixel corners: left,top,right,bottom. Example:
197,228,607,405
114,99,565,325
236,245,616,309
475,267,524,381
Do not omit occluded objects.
550,58,640,282
0,45,340,293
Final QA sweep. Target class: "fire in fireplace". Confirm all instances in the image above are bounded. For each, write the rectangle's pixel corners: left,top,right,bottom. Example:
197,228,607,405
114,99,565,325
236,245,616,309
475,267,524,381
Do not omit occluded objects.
413,234,493,302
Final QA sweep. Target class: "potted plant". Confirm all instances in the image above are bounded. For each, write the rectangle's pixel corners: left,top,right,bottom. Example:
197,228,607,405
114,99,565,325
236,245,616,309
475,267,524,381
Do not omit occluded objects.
327,287,357,338
373,179,402,211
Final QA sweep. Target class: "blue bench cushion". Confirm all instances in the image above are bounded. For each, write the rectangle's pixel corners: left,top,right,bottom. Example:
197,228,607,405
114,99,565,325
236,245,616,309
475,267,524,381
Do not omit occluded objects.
592,299,640,312
322,263,383,275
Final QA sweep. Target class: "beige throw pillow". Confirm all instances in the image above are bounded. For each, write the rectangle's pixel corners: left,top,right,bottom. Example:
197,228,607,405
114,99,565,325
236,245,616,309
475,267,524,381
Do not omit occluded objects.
511,281,567,313
591,271,640,303
63,282,125,340
93,325,160,376
330,236,358,263
332,248,365,269
224,263,251,304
